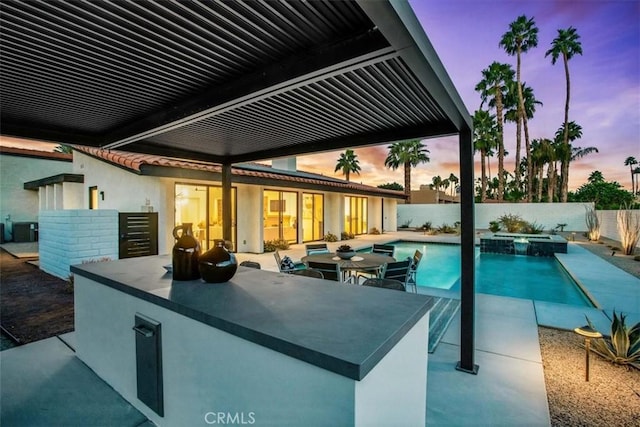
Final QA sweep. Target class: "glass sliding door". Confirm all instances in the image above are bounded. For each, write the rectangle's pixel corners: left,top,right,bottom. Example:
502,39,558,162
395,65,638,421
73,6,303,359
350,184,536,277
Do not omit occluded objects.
302,193,324,242
344,196,368,235
174,183,236,252
263,190,298,243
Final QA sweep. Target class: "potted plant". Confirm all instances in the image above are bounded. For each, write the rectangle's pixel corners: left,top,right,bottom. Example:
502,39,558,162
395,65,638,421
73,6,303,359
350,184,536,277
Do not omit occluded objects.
335,244,356,259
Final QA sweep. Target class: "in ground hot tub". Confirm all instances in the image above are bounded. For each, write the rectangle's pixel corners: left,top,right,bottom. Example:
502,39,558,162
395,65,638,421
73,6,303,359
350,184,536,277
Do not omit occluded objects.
480,233,567,257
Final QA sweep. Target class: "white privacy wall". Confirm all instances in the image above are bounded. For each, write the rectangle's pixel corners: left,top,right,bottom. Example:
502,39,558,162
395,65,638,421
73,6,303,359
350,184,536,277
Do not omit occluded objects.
599,209,640,248
39,209,118,280
398,202,595,232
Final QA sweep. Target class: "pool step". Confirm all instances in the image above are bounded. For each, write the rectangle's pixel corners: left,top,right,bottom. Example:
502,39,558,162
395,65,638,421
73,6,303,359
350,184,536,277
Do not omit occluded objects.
428,297,461,353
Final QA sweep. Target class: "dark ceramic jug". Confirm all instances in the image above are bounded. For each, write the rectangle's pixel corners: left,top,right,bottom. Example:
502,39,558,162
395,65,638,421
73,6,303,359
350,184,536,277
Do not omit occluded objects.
172,223,200,281
199,239,238,283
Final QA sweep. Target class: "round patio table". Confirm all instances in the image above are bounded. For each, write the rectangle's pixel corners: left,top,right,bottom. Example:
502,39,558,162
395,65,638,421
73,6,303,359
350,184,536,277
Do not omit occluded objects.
301,252,395,277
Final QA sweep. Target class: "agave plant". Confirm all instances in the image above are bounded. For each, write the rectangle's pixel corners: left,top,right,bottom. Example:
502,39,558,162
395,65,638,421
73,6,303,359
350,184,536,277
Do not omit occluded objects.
586,311,640,369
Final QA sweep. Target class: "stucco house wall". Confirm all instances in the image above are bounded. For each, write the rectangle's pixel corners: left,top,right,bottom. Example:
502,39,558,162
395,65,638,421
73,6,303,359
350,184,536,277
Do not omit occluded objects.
68,151,397,254
72,152,173,253
0,147,72,241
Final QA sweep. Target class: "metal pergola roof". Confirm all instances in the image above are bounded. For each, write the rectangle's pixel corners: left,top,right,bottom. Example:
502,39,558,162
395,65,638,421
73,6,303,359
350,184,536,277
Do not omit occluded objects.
0,0,477,374
0,0,470,163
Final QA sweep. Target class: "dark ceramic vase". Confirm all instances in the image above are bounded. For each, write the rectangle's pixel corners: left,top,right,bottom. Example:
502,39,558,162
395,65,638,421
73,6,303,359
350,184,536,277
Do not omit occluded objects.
199,239,238,283
172,223,201,281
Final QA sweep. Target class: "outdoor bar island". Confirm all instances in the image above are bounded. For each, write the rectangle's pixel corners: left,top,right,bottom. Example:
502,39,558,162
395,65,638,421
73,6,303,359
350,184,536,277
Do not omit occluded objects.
71,255,433,426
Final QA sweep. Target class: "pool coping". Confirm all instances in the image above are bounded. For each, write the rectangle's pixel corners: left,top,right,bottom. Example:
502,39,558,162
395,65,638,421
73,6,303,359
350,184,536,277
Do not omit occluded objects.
368,238,639,332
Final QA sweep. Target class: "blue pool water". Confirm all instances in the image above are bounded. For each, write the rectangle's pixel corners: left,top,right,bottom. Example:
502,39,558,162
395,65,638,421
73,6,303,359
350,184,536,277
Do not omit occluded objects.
374,241,593,307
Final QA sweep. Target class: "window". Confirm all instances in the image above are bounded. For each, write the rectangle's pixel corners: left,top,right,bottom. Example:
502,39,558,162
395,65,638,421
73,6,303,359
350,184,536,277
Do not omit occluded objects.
89,186,98,209
344,196,368,235
175,183,236,251
302,193,323,242
263,190,298,243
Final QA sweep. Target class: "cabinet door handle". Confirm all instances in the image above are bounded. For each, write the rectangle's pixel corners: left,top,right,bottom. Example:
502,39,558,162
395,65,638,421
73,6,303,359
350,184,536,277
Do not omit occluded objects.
133,325,154,337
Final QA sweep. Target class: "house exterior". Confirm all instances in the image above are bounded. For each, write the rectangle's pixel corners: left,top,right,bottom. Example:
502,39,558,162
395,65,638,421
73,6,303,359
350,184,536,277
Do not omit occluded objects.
410,185,460,204
30,146,404,257
0,146,73,242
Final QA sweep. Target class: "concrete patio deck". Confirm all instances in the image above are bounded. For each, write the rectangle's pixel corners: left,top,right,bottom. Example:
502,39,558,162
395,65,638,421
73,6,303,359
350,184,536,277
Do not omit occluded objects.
2,232,638,426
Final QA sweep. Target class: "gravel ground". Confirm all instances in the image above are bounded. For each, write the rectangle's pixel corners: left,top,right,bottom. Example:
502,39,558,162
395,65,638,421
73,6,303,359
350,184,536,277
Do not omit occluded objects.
539,327,640,427
541,235,640,426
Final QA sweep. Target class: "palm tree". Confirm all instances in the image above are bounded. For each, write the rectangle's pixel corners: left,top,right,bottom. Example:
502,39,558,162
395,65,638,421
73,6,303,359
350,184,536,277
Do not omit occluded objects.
441,178,450,197
500,15,539,200
634,167,640,195
54,144,73,154
546,140,561,202
554,121,594,197
473,109,498,202
546,27,583,202
384,140,430,204
624,156,638,194
570,145,599,167
588,170,604,183
448,173,459,197
520,83,543,201
476,62,515,201
504,80,523,192
334,149,361,182
431,175,443,199
531,138,553,202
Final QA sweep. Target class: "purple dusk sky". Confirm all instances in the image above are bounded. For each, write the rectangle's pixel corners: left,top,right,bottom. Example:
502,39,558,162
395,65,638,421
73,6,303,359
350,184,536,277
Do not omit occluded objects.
297,0,640,191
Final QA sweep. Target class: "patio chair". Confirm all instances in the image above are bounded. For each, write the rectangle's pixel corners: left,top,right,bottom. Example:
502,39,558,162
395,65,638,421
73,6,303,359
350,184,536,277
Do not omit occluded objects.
305,243,330,255
291,268,324,279
239,260,261,269
377,258,413,291
361,278,405,292
406,250,423,293
305,261,356,284
372,243,395,258
274,250,297,273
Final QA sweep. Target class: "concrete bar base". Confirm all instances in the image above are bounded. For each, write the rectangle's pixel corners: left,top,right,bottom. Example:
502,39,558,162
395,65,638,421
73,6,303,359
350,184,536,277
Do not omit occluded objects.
73,256,431,426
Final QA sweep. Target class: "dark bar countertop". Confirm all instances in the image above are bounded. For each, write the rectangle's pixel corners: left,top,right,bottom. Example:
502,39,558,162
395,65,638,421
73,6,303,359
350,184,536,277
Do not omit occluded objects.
71,255,434,380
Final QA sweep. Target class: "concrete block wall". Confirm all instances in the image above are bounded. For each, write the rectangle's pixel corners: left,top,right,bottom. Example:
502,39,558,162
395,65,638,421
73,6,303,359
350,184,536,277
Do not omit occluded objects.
397,202,595,232
39,209,118,280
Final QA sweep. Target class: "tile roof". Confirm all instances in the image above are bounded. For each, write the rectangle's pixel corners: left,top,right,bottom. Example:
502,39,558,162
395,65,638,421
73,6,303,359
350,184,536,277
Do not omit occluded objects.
0,146,72,161
74,146,405,199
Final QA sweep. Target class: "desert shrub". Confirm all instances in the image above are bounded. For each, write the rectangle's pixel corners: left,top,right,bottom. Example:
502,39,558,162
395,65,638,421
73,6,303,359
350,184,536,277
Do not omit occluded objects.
369,227,381,235
437,223,457,234
521,221,545,235
498,213,526,233
323,232,338,242
341,231,355,240
587,311,640,370
617,203,640,255
65,275,74,293
398,219,413,229
585,206,601,241
420,221,432,231
489,221,501,233
263,239,290,252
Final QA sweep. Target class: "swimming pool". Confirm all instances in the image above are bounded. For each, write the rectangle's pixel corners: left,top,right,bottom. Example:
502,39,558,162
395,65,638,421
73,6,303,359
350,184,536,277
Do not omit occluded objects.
373,241,593,307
